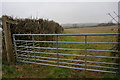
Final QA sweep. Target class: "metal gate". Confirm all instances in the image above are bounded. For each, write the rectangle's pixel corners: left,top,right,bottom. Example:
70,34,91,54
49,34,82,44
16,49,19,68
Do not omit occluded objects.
13,33,120,74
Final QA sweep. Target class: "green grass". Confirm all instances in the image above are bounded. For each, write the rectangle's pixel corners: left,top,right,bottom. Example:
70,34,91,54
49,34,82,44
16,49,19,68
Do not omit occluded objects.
2,60,119,79
2,63,71,78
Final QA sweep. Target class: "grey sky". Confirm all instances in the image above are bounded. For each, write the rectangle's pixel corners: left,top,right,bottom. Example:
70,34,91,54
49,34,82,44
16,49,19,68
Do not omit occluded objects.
2,2,118,24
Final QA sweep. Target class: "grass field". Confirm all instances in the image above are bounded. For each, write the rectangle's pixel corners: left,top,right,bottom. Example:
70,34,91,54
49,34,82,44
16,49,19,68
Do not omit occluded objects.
2,26,120,79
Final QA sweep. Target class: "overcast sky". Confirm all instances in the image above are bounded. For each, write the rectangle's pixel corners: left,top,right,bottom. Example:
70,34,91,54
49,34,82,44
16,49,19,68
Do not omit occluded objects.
1,2,118,24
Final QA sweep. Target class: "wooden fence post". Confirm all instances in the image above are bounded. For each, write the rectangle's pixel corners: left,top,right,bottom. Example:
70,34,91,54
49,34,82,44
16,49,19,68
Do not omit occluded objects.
2,16,15,65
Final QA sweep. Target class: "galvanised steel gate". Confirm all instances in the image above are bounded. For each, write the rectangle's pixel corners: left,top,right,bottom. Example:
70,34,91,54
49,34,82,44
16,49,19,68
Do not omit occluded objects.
13,33,120,74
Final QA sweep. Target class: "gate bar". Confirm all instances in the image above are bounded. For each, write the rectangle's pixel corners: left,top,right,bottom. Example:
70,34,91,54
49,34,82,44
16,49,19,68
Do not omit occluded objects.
17,46,120,52
17,60,117,74
13,33,120,36
16,50,120,59
17,54,120,65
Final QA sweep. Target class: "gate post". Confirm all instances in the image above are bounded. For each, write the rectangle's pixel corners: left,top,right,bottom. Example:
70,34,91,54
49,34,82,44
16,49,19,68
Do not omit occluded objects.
56,35,59,66
84,35,87,72
2,16,15,65
118,1,120,76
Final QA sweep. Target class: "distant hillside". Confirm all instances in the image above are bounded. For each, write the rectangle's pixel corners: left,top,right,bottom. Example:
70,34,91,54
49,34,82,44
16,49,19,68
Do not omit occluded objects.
97,23,116,26
61,23,99,28
61,23,117,28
